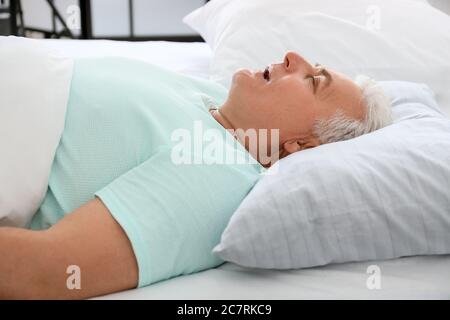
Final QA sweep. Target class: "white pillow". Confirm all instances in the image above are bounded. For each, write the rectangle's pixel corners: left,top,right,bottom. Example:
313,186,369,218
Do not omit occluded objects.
183,0,450,117
0,36,73,227
212,81,450,269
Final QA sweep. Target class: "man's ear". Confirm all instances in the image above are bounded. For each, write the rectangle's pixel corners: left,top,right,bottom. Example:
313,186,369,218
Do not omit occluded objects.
281,136,321,157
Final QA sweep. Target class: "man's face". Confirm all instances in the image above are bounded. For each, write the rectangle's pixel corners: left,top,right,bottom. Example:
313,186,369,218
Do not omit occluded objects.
224,51,366,151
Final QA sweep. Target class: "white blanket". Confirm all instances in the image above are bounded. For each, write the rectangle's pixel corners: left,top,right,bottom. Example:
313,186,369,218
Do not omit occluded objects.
0,36,73,227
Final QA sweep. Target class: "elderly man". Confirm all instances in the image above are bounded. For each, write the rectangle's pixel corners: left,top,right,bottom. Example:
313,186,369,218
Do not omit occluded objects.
0,51,391,299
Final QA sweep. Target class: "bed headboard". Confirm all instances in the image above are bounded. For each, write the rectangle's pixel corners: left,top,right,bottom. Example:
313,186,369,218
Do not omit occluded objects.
80,0,210,42
6,0,209,42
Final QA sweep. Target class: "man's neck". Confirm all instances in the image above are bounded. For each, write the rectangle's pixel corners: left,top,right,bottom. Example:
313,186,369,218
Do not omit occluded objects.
208,105,277,168
208,106,235,131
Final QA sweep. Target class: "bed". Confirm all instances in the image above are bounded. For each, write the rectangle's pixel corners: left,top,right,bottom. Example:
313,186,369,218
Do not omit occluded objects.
35,39,450,300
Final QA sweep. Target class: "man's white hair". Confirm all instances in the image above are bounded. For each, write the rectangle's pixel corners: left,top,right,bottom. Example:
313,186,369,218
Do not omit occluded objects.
313,75,393,144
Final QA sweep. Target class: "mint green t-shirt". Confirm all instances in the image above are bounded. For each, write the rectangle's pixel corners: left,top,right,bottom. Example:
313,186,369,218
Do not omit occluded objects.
29,57,263,288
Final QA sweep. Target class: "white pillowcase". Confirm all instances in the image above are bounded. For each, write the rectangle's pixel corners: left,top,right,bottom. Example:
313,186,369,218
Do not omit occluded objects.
0,36,73,227
183,0,450,117
213,81,450,269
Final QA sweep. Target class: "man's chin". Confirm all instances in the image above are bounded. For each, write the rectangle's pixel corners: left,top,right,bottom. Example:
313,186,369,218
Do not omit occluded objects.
231,69,253,88
233,68,252,79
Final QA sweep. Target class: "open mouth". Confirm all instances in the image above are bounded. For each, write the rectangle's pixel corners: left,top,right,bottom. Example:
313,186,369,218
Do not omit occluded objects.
263,66,270,81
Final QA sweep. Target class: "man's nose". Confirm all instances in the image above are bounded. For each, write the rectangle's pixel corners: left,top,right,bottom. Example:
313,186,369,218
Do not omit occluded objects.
283,51,312,74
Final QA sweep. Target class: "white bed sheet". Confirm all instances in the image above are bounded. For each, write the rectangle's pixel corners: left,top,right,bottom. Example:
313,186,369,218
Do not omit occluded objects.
36,39,450,299
98,255,450,300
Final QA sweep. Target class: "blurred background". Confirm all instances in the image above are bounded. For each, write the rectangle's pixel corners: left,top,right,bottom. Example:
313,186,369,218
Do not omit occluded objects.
0,0,211,41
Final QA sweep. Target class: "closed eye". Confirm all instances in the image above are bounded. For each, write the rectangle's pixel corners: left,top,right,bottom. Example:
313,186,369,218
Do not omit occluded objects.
312,65,332,94
309,75,318,93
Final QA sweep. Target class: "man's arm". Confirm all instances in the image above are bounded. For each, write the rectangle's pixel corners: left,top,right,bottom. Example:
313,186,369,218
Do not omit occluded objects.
0,197,138,299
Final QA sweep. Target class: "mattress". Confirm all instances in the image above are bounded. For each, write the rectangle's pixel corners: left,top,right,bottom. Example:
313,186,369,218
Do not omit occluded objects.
37,39,450,300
